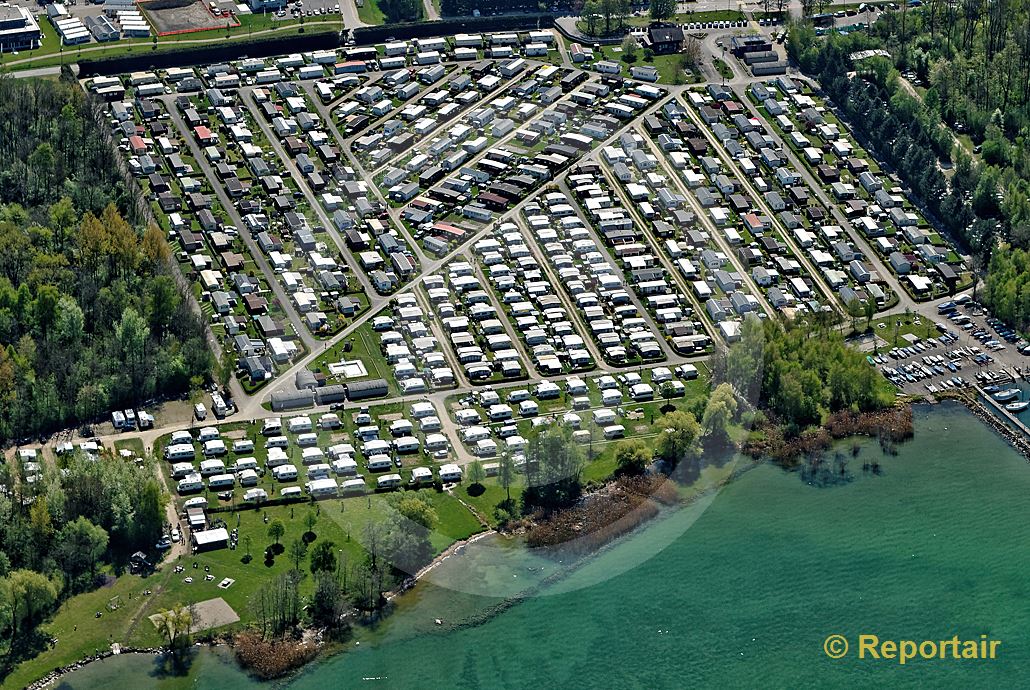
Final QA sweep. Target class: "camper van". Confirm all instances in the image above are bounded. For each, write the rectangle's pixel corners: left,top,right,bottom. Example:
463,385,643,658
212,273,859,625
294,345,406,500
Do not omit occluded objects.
182,496,207,511
319,413,341,429
273,464,298,481
288,415,313,433
164,443,196,461
238,469,260,486
170,462,195,479
177,473,203,493
394,436,420,454
376,473,402,490
280,486,303,499
363,439,391,457
439,463,463,483
170,430,193,446
306,477,339,497
197,426,220,442
232,439,255,454
366,456,393,472
307,463,332,480
301,447,325,465
243,488,268,503
265,435,290,449
332,457,359,475
261,417,283,436
603,424,626,440
266,447,289,468
410,466,433,485
234,457,258,473
297,432,319,447
207,473,235,490
340,477,366,494
203,439,227,457
199,458,226,476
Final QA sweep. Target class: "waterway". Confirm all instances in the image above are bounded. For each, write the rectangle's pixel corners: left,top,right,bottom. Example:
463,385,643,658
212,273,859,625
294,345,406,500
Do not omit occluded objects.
58,402,1030,688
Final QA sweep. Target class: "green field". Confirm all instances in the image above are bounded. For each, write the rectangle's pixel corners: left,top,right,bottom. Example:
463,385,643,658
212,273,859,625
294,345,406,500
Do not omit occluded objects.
356,0,386,25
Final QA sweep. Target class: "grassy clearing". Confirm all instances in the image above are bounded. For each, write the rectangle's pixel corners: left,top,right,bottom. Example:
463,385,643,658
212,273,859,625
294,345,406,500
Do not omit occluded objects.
868,313,941,348
356,0,386,25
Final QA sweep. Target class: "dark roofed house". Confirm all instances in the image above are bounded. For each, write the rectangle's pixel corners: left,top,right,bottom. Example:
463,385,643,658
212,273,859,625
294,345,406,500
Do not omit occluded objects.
243,294,268,314
645,24,685,54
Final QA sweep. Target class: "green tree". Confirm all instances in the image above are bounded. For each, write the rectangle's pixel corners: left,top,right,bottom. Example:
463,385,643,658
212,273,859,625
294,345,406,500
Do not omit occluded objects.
309,540,337,574
154,603,193,649
523,427,584,512
393,494,438,530
702,383,738,445
614,438,652,475
268,519,285,546
7,569,60,639
55,516,109,589
466,460,486,488
649,0,676,21
288,538,308,572
498,453,514,506
653,410,701,465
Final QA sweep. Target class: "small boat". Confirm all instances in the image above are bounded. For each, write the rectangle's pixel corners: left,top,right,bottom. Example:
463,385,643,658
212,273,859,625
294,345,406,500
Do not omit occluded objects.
983,384,1001,393
993,388,1021,402
1005,401,1030,413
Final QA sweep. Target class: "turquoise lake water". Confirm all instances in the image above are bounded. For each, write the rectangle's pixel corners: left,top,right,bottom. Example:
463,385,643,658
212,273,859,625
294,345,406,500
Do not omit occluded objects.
58,403,1030,689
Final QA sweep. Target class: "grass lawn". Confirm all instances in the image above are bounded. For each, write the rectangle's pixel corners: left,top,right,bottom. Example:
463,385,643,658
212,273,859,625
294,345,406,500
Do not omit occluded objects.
356,0,386,25
713,58,734,80
6,485,487,687
113,438,146,457
867,313,941,348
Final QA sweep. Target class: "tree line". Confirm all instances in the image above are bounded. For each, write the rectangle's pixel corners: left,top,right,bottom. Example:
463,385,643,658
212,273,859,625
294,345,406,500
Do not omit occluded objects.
0,76,211,443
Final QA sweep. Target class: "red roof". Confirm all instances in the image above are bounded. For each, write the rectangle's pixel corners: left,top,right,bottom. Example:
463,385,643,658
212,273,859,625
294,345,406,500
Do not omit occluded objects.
128,135,146,151
432,222,465,238
194,125,213,140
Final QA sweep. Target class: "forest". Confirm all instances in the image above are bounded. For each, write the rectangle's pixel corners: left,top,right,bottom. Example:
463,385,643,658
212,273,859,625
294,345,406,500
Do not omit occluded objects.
717,317,895,430
0,449,166,671
0,75,212,443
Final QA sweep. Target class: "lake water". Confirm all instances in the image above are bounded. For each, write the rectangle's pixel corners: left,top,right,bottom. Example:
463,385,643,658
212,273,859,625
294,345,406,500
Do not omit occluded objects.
58,403,1030,689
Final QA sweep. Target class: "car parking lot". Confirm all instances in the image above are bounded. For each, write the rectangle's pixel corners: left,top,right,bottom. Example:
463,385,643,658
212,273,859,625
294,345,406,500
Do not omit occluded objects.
873,295,1030,396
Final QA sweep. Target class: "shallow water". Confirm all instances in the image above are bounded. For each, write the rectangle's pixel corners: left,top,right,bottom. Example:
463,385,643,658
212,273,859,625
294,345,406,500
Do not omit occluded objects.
59,402,1030,689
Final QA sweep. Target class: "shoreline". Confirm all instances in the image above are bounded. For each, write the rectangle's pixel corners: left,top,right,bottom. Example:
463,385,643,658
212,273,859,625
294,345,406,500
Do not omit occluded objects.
33,399,1028,688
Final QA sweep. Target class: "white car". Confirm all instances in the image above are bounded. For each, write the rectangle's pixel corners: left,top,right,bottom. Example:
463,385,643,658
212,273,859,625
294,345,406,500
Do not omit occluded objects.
171,528,181,543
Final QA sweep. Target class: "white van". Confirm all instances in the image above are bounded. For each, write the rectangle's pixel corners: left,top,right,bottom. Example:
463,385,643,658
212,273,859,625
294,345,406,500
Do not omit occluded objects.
301,447,325,465
377,473,402,489
366,456,393,472
307,463,332,479
170,462,195,479
280,486,303,499
288,415,313,433
439,463,463,483
273,464,298,481
170,430,193,446
203,439,227,457
177,473,203,493
182,496,207,511
340,477,366,493
394,436,420,453
164,443,195,461
261,417,283,436
332,457,358,475
234,457,258,473
319,413,341,429
198,426,220,442
243,487,268,503
232,439,255,454
194,403,207,420
238,469,260,486
603,424,626,440
199,458,226,476
207,473,235,490
266,447,290,468
297,432,319,447
265,435,290,449
363,439,391,456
